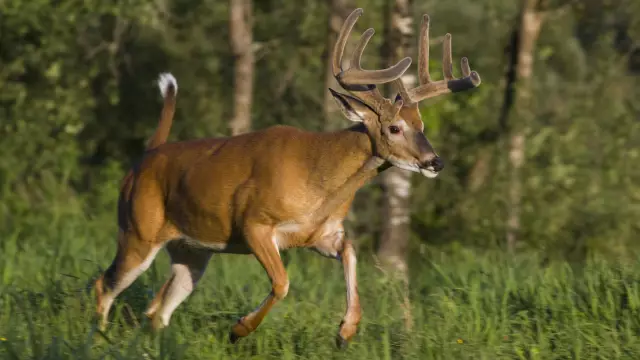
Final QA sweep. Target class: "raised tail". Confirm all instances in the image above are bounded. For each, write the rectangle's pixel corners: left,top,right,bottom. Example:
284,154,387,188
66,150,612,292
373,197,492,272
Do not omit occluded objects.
146,73,178,150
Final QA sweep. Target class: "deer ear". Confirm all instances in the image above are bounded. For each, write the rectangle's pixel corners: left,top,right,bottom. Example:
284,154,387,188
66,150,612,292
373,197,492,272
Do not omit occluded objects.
329,88,374,123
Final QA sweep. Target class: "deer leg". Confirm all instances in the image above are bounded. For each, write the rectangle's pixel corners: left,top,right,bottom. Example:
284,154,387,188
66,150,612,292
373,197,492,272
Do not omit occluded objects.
335,240,361,347
145,239,213,330
95,230,163,331
230,224,289,343
311,233,362,349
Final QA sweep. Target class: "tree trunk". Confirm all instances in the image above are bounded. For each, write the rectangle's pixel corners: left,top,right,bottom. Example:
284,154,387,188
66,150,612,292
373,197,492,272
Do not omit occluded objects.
324,0,353,130
377,0,414,276
229,0,254,136
378,0,414,331
506,0,546,252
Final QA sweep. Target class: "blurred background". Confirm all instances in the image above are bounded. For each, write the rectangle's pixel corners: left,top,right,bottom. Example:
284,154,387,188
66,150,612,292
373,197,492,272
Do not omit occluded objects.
2,0,639,267
1,0,640,358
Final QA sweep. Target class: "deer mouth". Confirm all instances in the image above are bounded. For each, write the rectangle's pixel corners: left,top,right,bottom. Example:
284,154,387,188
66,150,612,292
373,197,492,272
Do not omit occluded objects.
388,156,440,179
420,166,439,178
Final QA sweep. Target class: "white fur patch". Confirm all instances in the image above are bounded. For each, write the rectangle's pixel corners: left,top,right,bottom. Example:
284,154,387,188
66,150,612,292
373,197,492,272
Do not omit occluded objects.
100,246,162,324
387,155,439,179
272,234,281,255
396,119,410,132
345,251,357,304
158,73,178,98
342,110,365,123
420,168,439,178
388,156,420,174
355,111,368,121
181,235,227,251
276,221,302,233
155,263,196,327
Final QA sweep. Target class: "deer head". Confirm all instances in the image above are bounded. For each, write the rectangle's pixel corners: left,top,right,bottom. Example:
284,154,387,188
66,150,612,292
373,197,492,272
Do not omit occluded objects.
329,9,481,178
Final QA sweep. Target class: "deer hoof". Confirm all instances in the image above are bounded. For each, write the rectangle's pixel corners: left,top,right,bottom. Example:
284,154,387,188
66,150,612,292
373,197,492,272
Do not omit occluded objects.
229,319,251,344
335,334,349,350
229,331,241,344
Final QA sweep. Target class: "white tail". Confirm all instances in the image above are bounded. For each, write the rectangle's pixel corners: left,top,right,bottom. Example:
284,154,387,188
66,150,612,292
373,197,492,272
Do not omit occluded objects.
94,8,481,349
157,72,178,98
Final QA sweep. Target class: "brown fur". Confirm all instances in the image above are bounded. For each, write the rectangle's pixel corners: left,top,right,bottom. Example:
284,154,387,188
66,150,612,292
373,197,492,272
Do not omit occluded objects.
94,8,480,348
93,83,440,346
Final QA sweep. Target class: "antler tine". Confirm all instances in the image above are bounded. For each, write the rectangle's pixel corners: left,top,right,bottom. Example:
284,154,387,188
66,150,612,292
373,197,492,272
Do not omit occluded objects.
395,77,412,104
461,57,471,77
398,13,481,105
418,14,431,84
341,57,411,85
350,28,375,71
442,34,454,81
332,8,412,107
332,8,363,77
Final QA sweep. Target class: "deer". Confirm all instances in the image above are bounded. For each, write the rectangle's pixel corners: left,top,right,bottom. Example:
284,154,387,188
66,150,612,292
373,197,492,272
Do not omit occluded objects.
94,8,480,348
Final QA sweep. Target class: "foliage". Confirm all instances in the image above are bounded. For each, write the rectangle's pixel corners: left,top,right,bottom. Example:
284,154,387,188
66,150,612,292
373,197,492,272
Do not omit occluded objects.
1,0,639,257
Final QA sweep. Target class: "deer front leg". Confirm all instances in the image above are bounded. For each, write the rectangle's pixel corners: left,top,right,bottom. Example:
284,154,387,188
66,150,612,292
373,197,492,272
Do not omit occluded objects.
230,224,289,343
336,240,361,348
312,232,362,349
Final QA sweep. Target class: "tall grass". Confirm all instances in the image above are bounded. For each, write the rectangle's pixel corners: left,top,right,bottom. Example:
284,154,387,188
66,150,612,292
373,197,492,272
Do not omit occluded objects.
1,210,640,359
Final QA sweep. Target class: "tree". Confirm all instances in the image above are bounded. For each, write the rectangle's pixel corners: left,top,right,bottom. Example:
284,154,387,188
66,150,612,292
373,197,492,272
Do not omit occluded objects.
377,0,415,331
504,0,547,252
377,0,415,276
229,0,254,135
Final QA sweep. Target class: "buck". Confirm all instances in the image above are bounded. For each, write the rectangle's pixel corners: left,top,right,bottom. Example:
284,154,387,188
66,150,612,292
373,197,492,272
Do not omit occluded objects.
94,8,480,347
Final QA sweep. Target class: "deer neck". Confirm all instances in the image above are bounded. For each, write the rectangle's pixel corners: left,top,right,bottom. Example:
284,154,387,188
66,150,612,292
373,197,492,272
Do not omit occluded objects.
304,123,386,226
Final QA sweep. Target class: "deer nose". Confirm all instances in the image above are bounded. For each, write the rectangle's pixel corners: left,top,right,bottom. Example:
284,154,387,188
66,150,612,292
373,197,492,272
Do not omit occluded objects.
429,156,444,172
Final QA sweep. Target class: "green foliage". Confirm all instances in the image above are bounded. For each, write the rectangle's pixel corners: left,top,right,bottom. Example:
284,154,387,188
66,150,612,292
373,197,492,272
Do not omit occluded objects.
2,0,638,257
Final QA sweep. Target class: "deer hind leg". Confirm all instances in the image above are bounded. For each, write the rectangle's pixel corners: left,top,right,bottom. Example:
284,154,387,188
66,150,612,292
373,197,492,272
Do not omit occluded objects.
145,239,213,330
230,224,289,343
94,230,163,331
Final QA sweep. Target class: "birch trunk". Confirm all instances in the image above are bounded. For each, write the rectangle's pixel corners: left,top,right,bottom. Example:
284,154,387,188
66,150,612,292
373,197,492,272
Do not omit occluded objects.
506,0,546,252
229,0,254,136
378,0,414,331
377,0,414,276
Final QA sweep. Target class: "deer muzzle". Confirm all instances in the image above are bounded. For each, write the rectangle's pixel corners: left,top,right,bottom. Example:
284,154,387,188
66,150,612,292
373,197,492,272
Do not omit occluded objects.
419,156,444,178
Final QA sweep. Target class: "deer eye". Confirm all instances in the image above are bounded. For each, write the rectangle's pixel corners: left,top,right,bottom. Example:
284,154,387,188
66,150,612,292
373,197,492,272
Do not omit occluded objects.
388,125,401,134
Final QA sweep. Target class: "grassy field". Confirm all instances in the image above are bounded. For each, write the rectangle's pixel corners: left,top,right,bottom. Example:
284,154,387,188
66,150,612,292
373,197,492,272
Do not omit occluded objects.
1,213,640,359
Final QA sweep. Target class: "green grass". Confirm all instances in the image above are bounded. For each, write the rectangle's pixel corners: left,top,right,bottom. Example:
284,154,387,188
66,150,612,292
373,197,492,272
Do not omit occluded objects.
1,213,640,359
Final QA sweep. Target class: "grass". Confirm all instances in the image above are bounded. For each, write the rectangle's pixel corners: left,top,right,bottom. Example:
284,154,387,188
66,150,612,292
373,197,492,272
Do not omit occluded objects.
1,211,640,359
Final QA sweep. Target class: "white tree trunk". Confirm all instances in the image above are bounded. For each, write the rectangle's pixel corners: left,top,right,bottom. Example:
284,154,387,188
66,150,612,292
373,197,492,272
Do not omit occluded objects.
229,0,254,135
378,0,414,332
377,0,414,277
506,0,546,252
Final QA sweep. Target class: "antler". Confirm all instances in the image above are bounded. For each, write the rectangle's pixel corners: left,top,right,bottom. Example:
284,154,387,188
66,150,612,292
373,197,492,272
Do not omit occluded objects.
395,15,481,106
332,8,412,112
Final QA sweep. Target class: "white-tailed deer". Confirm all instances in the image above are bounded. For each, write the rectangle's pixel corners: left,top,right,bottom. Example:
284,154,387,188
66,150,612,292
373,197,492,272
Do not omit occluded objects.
94,8,480,347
